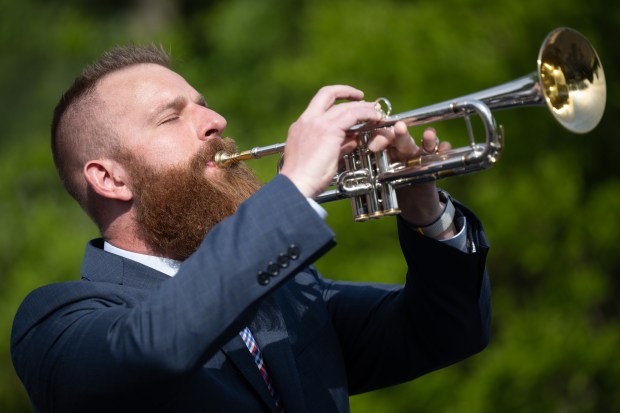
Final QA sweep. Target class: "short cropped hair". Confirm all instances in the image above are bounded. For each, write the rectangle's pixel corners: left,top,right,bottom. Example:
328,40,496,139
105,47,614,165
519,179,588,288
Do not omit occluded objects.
51,44,170,222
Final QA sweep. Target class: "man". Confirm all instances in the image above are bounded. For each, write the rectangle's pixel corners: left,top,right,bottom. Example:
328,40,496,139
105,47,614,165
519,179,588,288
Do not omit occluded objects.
11,45,491,412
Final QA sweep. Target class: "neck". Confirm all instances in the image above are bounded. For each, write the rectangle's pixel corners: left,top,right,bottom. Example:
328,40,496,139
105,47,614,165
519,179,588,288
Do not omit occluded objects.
102,211,165,258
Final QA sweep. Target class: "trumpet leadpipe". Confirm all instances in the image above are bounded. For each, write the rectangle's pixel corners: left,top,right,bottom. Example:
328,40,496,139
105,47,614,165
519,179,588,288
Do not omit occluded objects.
214,142,286,168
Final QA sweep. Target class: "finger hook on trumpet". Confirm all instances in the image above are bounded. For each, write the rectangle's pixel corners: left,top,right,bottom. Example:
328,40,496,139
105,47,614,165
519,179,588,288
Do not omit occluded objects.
374,97,392,119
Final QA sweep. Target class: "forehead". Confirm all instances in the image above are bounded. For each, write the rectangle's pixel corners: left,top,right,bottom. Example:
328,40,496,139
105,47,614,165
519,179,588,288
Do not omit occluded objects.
95,63,198,116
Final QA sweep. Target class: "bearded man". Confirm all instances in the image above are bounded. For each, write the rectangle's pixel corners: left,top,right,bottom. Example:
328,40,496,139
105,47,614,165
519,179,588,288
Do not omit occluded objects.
11,45,491,413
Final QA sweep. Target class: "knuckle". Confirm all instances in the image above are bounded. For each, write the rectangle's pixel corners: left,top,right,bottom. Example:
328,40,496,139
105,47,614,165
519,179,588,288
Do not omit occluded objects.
288,121,300,134
318,85,335,95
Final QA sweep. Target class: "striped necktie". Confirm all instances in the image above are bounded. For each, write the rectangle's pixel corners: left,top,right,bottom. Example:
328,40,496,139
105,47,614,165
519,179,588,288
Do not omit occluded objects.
239,327,284,412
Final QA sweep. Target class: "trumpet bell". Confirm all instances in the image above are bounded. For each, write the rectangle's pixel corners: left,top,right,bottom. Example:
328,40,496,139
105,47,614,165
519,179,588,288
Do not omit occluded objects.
538,27,606,134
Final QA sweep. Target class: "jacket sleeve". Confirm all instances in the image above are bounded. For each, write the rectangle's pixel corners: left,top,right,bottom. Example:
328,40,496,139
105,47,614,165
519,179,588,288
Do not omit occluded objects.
10,174,336,409
321,201,491,394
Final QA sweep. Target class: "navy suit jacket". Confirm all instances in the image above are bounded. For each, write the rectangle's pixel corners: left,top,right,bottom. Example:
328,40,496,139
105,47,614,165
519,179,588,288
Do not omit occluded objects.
11,174,491,412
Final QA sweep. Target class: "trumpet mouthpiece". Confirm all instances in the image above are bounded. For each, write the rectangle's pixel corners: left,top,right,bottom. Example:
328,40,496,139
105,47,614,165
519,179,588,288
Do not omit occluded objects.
214,151,236,168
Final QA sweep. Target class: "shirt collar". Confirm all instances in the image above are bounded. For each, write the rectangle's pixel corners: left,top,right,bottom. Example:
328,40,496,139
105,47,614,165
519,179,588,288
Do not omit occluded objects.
103,241,181,277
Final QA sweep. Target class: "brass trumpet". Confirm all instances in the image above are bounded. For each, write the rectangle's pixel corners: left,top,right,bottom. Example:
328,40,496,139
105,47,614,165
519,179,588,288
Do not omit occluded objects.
216,27,606,222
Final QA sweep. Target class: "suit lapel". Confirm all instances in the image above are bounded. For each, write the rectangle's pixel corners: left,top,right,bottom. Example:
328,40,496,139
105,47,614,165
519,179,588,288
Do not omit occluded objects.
251,294,306,413
221,294,306,413
222,335,279,412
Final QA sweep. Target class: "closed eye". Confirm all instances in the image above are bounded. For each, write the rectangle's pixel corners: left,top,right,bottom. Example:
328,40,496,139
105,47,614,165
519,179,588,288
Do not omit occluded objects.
159,115,180,125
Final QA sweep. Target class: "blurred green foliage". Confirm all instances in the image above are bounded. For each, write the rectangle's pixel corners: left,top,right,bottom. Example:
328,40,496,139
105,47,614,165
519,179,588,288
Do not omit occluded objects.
1,0,618,411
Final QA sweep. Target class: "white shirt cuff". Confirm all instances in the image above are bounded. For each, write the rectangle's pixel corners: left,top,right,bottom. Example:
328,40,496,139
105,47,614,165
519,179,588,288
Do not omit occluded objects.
307,197,328,220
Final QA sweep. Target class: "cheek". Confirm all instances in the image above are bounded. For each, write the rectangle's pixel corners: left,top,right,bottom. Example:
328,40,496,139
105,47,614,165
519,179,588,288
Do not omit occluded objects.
129,134,199,169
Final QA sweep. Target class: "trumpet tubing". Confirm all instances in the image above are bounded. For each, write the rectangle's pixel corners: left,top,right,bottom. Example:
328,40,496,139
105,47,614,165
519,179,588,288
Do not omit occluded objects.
215,27,606,222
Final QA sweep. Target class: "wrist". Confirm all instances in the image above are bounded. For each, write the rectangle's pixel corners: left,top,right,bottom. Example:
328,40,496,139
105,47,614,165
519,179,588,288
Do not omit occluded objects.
404,189,457,239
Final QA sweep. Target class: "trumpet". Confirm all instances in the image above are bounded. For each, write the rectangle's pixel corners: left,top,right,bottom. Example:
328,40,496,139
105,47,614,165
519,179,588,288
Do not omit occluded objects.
215,27,606,222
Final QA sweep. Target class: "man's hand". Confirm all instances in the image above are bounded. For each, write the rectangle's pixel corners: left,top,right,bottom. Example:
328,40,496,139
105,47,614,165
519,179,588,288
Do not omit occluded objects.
280,86,456,239
279,85,383,198
371,122,457,239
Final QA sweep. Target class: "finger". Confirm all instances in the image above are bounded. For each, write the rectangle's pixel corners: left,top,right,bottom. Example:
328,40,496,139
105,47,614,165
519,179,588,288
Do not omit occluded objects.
420,127,439,154
392,121,416,155
321,100,383,129
340,136,359,156
438,140,452,152
302,85,365,118
366,126,394,152
367,121,412,153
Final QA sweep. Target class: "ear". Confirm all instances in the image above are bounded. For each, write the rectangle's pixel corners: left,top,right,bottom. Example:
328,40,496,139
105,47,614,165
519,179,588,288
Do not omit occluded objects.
84,159,133,202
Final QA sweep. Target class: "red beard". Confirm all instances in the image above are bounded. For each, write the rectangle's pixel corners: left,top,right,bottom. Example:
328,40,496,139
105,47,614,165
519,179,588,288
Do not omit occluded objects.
118,138,261,260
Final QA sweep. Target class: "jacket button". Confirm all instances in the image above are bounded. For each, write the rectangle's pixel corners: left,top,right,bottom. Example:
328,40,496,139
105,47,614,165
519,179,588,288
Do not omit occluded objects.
287,244,300,260
267,262,279,277
277,253,290,268
257,271,270,285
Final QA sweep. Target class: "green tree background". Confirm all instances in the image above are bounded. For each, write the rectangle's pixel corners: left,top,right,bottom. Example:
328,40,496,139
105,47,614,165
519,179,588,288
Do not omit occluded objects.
1,0,618,411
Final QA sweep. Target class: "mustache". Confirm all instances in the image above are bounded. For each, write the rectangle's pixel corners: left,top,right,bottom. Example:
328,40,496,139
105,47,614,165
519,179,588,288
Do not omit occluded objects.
192,137,238,172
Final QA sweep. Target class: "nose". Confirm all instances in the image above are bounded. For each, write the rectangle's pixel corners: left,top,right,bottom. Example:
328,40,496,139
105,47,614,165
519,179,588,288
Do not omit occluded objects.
196,106,227,141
